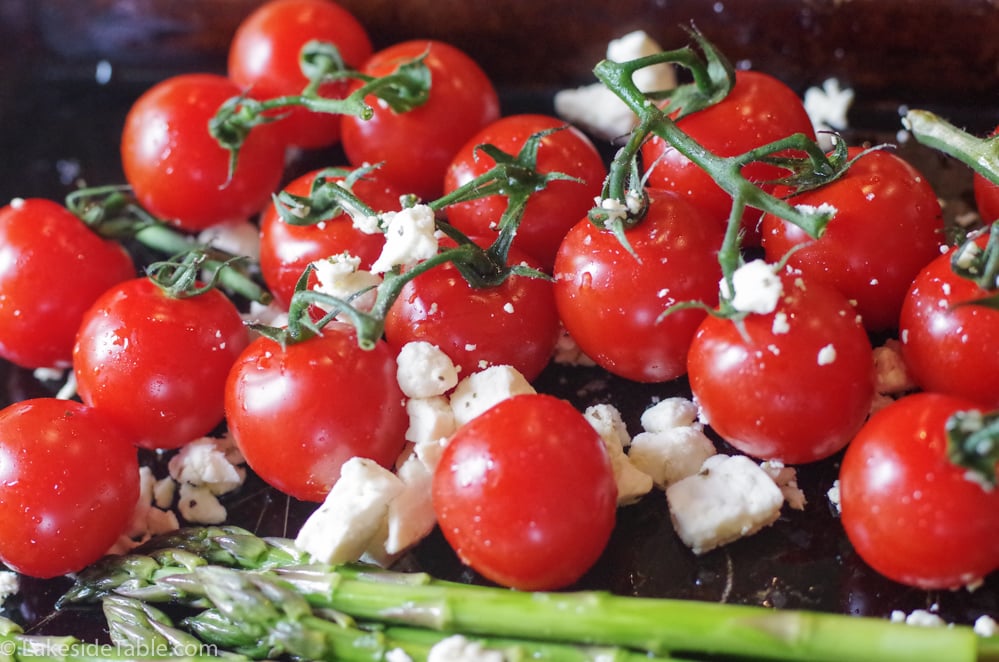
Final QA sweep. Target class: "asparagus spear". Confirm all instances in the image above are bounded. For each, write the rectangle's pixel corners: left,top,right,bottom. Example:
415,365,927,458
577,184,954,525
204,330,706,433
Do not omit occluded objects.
60,527,987,662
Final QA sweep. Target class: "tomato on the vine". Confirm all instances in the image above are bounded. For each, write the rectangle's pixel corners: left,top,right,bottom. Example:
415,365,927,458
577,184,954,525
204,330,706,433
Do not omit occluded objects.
228,0,373,149
839,392,999,590
443,114,607,272
973,126,999,222
0,398,139,578
225,322,408,502
641,70,816,245
121,73,287,231
73,277,250,450
899,232,999,408
553,188,724,383
341,40,500,200
687,269,874,464
433,393,617,590
761,147,944,333
0,198,135,370
259,168,401,308
384,241,560,383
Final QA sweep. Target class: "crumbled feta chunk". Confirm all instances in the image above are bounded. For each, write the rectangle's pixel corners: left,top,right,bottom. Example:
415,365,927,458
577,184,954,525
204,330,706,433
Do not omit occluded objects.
721,260,783,315
759,460,807,510
827,479,842,515
385,649,414,662
666,454,784,554
817,343,837,366
890,609,947,628
383,440,445,555
405,396,458,444
640,397,700,433
197,219,261,261
312,252,382,316
450,365,536,426
168,436,246,496
295,457,405,565
0,571,19,607
396,341,459,398
584,403,632,450
427,635,506,662
554,31,676,140
177,483,228,525
975,615,999,637
629,427,717,489
583,404,653,504
107,466,181,555
370,205,438,274
242,300,289,330
803,78,854,149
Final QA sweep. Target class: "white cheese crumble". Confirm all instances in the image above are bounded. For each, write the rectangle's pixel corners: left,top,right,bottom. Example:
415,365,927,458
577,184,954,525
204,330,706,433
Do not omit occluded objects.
827,479,842,515
311,252,382,316
0,571,19,607
168,435,247,525
640,397,700,432
554,30,676,140
404,396,457,444
975,615,999,637
771,311,791,335
449,365,536,426
803,78,854,149
583,404,654,505
666,454,784,555
759,460,806,511
427,634,507,662
817,344,837,366
107,466,181,555
370,204,438,274
197,219,261,261
396,341,459,398
890,609,947,628
721,260,783,315
629,427,717,489
295,457,405,565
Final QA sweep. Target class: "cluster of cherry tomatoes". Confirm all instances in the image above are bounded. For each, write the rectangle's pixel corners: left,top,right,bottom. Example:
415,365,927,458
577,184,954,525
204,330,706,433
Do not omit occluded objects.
0,0,997,598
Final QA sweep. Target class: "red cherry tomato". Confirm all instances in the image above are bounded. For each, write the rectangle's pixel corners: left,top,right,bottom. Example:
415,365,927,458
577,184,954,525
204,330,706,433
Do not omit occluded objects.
0,398,140,578
73,278,250,450
433,393,617,590
973,126,999,222
553,188,724,383
443,114,607,272
687,270,874,464
761,147,944,333
839,392,999,590
899,233,999,408
384,242,560,382
228,0,373,149
341,40,500,200
225,322,408,502
121,73,287,231
259,168,401,308
0,198,135,369
642,70,816,245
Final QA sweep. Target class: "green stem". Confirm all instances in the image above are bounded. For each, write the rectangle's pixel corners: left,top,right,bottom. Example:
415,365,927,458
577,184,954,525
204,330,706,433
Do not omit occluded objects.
904,109,999,185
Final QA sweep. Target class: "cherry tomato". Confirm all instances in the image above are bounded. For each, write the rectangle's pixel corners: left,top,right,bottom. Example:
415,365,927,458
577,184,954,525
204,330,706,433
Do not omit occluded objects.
121,73,287,231
899,233,999,408
0,198,135,370
0,398,140,578
553,188,724,383
443,114,607,272
228,0,373,149
687,270,874,464
433,393,617,590
973,126,999,222
384,242,560,382
225,322,408,502
259,168,401,308
73,277,250,450
761,147,944,333
839,392,999,590
641,70,816,245
341,40,500,200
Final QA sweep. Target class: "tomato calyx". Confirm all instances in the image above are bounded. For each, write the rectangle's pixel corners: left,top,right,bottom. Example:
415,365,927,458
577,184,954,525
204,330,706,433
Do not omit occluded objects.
212,44,431,179
945,408,999,489
66,184,272,305
145,249,247,300
948,221,999,306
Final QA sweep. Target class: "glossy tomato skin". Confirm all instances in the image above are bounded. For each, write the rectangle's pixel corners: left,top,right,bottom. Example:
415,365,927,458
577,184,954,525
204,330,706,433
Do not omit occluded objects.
898,235,999,408
840,392,999,590
433,393,617,590
341,40,500,200
761,147,944,333
384,243,560,382
553,188,724,383
73,278,250,450
121,73,287,231
688,271,874,464
228,0,373,149
259,168,400,308
0,398,140,578
225,322,408,502
443,114,607,272
642,70,816,245
0,198,135,369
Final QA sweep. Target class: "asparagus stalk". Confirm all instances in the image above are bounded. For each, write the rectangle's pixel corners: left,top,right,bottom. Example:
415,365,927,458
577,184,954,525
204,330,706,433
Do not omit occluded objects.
60,527,989,662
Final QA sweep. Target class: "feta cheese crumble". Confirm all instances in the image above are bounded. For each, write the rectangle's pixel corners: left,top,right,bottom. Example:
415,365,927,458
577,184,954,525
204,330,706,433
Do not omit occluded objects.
0,571,19,608
427,634,507,662
370,204,438,273
803,78,854,149
584,404,654,505
721,260,783,315
449,365,536,426
311,252,382,316
396,341,459,398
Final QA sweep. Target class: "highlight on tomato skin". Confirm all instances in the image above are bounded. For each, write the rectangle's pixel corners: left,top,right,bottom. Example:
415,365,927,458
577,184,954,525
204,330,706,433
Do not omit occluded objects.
432,393,618,591
0,398,140,579
839,392,999,591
